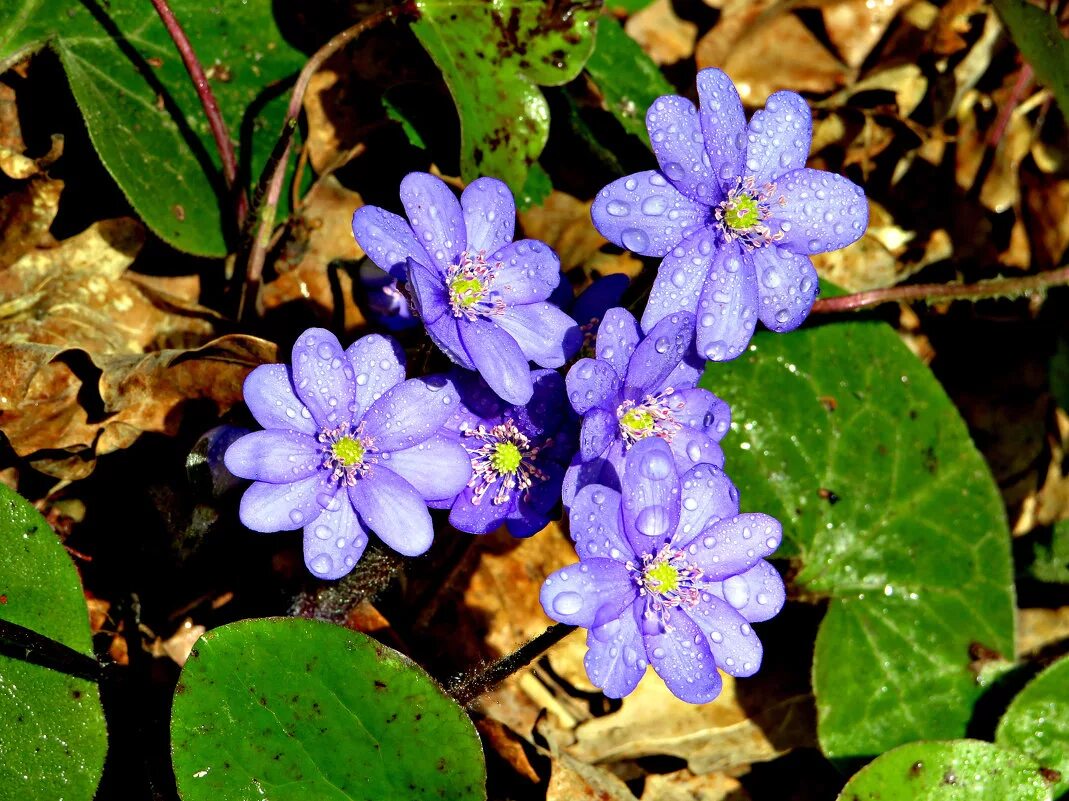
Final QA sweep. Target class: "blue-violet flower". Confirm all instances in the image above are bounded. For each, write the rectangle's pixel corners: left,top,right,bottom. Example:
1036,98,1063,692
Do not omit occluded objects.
562,306,730,504
224,328,471,579
591,68,868,361
433,369,576,538
541,437,786,702
351,172,579,405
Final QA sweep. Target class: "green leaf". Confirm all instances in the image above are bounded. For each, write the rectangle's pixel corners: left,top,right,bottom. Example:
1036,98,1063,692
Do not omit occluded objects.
584,16,673,147
0,484,107,801
605,0,657,11
411,0,599,193
997,656,1069,796
171,617,486,801
993,0,1069,116
0,0,305,256
1029,519,1069,584
516,162,552,211
836,740,1053,801
702,322,1015,760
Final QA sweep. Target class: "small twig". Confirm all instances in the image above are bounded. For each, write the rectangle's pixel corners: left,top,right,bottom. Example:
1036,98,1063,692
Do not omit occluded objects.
238,2,415,321
149,0,246,226
0,618,106,683
811,265,1069,314
447,623,577,706
987,63,1034,148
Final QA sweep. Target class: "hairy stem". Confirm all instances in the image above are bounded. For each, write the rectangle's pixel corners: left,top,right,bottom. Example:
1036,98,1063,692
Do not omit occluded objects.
810,265,1069,314
239,2,414,320
447,623,576,706
149,0,246,226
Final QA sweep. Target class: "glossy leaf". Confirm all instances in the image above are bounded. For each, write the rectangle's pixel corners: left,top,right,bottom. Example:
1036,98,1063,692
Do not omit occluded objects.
993,0,1069,116
0,0,305,256
703,322,1015,760
836,740,1053,801
996,656,1069,796
0,484,107,801
411,0,599,192
171,617,486,801
1029,519,1069,584
584,16,673,147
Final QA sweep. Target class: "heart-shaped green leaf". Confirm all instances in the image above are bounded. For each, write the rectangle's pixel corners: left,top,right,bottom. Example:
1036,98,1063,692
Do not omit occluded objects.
411,0,599,192
0,484,107,801
1,0,305,256
171,617,486,801
997,656,1069,796
702,321,1015,760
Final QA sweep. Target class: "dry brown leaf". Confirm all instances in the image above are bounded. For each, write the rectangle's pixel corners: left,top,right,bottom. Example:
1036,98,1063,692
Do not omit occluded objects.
1022,171,1069,269
624,0,697,65
546,750,639,801
822,0,913,69
696,9,849,102
641,770,748,801
144,618,205,666
0,177,62,269
1017,606,1069,657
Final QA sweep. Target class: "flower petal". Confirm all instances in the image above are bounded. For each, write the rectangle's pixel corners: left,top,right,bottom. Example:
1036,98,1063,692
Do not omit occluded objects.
770,168,868,254
744,91,812,186
566,357,620,415
407,259,473,368
461,176,515,255
695,241,758,362
460,318,533,405
641,227,715,333
540,558,635,628
688,513,782,581
238,474,335,533
344,333,406,421
596,307,641,379
291,328,357,428
708,559,785,623
645,607,723,703
349,468,433,556
363,374,460,451
674,388,731,441
569,484,633,562
495,302,580,368
242,364,317,436
667,426,724,473
621,438,681,556
223,430,320,483
399,172,466,273
579,407,616,461
384,434,471,500
752,246,819,332
687,594,764,677
647,94,720,205
696,68,747,193
573,275,629,327
303,497,369,580
562,456,619,507
663,349,706,392
490,239,561,304
449,485,508,535
584,599,646,698
351,205,429,280
625,312,695,397
591,170,706,257
675,463,739,547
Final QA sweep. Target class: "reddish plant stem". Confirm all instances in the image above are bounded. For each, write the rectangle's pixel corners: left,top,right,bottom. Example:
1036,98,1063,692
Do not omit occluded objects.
810,265,1069,314
149,0,246,225
239,2,414,320
987,63,1034,149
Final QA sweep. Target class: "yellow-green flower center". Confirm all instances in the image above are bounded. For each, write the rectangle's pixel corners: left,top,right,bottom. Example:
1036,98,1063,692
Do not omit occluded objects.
331,436,365,466
490,441,522,474
449,276,485,308
620,408,655,437
646,561,680,594
725,193,760,230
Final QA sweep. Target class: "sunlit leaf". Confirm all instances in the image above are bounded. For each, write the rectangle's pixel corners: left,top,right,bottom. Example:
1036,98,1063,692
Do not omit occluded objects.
997,656,1069,796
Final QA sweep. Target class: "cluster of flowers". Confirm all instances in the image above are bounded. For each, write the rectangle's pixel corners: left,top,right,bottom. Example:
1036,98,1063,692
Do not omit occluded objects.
224,69,867,703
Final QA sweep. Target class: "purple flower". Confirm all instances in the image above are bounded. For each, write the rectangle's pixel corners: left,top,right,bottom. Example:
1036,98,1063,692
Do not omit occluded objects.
351,172,580,405
357,261,417,332
591,68,868,361
433,369,577,538
562,306,730,504
540,437,785,702
223,328,471,580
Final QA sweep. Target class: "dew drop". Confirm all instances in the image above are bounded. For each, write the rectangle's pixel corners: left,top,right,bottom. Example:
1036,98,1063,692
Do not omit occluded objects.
552,591,584,616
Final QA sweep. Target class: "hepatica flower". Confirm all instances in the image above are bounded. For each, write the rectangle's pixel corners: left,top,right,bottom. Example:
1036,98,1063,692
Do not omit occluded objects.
541,437,785,702
224,328,471,580
563,306,730,503
435,369,576,538
591,68,868,360
351,172,579,405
